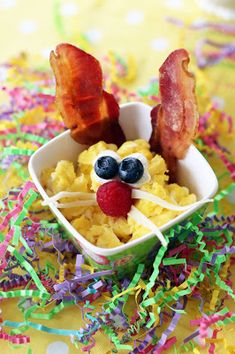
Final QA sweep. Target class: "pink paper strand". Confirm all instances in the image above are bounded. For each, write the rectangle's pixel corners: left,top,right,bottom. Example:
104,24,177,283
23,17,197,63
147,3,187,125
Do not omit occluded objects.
0,330,30,344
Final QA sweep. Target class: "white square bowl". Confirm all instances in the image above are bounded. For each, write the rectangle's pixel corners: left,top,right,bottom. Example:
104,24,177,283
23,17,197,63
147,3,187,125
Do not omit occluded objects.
28,102,218,276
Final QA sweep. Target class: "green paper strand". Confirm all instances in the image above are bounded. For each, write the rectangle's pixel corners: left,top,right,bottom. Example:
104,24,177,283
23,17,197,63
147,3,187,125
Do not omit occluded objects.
7,246,50,299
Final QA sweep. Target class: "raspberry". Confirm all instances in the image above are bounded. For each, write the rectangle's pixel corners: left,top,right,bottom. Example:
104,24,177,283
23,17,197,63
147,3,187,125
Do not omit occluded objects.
96,181,132,217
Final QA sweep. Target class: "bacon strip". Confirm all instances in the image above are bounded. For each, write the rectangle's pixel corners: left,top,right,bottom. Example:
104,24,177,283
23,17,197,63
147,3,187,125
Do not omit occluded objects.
50,44,125,146
149,49,199,180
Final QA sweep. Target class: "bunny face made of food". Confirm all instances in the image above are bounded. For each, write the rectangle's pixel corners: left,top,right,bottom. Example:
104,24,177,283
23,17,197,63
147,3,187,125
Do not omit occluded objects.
41,138,198,249
42,44,204,248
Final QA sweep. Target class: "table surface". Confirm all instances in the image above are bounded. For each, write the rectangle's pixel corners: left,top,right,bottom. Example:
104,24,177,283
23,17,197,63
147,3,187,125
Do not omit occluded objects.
0,0,235,353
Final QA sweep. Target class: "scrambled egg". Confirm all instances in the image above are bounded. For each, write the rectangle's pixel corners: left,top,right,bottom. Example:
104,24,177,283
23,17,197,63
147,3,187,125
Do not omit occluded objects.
41,139,196,248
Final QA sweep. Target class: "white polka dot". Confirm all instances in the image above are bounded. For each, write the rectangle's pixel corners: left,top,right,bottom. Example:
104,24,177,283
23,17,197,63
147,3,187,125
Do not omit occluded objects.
19,20,37,34
85,29,102,44
211,96,225,109
126,10,144,25
46,341,69,354
150,38,169,51
0,67,8,81
192,18,207,27
165,0,183,9
60,2,78,17
41,48,52,59
0,0,16,8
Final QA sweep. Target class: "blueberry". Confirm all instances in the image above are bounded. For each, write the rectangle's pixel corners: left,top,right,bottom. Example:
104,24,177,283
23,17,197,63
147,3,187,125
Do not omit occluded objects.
119,157,144,183
94,156,119,179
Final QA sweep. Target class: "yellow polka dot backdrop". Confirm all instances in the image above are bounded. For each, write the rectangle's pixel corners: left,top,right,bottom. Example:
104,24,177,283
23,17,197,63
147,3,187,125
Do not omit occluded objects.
1,0,235,115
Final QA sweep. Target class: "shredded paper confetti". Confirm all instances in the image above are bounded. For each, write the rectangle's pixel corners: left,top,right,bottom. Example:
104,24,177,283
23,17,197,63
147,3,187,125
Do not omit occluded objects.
0,52,235,353
167,17,235,69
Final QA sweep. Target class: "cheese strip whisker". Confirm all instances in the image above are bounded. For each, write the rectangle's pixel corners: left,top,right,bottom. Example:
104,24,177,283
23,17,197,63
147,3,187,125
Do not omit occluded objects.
128,205,168,247
54,200,98,208
132,189,213,211
41,191,96,206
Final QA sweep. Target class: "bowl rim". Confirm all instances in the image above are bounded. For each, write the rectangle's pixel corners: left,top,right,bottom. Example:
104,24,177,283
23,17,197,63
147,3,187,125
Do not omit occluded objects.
28,102,218,256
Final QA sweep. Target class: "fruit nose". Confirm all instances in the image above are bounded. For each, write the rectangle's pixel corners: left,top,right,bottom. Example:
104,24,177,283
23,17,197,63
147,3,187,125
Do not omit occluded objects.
96,180,133,217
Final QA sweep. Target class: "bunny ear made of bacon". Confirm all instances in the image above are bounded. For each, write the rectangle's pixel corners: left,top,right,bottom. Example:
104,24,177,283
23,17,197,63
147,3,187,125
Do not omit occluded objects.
50,44,126,146
149,49,199,180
